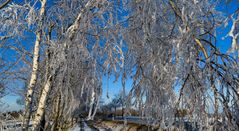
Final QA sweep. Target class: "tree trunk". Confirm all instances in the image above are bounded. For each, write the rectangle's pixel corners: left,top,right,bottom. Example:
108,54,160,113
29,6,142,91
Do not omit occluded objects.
32,75,52,130
23,34,40,130
91,97,100,119
23,0,47,130
39,112,45,131
51,94,61,131
87,90,95,120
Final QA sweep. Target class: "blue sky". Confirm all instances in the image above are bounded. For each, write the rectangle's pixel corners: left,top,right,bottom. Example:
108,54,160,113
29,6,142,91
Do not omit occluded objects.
1,0,239,112
101,75,133,104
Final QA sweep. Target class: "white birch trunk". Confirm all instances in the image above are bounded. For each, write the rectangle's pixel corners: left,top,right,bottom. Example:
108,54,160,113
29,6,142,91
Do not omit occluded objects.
23,0,47,129
91,96,100,119
87,90,95,120
23,34,40,128
32,75,52,130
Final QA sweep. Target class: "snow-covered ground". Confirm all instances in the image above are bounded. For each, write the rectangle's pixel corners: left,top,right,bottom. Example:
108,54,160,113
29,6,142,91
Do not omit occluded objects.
1,120,33,131
70,121,94,131
70,121,109,131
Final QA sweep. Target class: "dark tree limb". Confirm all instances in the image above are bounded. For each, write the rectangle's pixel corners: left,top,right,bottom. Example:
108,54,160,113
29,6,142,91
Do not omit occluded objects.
0,0,11,10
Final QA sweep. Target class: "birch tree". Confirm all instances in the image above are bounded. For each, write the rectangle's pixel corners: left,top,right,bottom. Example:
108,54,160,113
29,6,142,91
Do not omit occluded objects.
23,0,47,130
0,1,40,130
31,0,125,130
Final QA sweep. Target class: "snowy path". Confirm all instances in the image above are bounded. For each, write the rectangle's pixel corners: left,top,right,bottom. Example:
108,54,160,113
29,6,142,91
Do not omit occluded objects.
70,121,95,131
